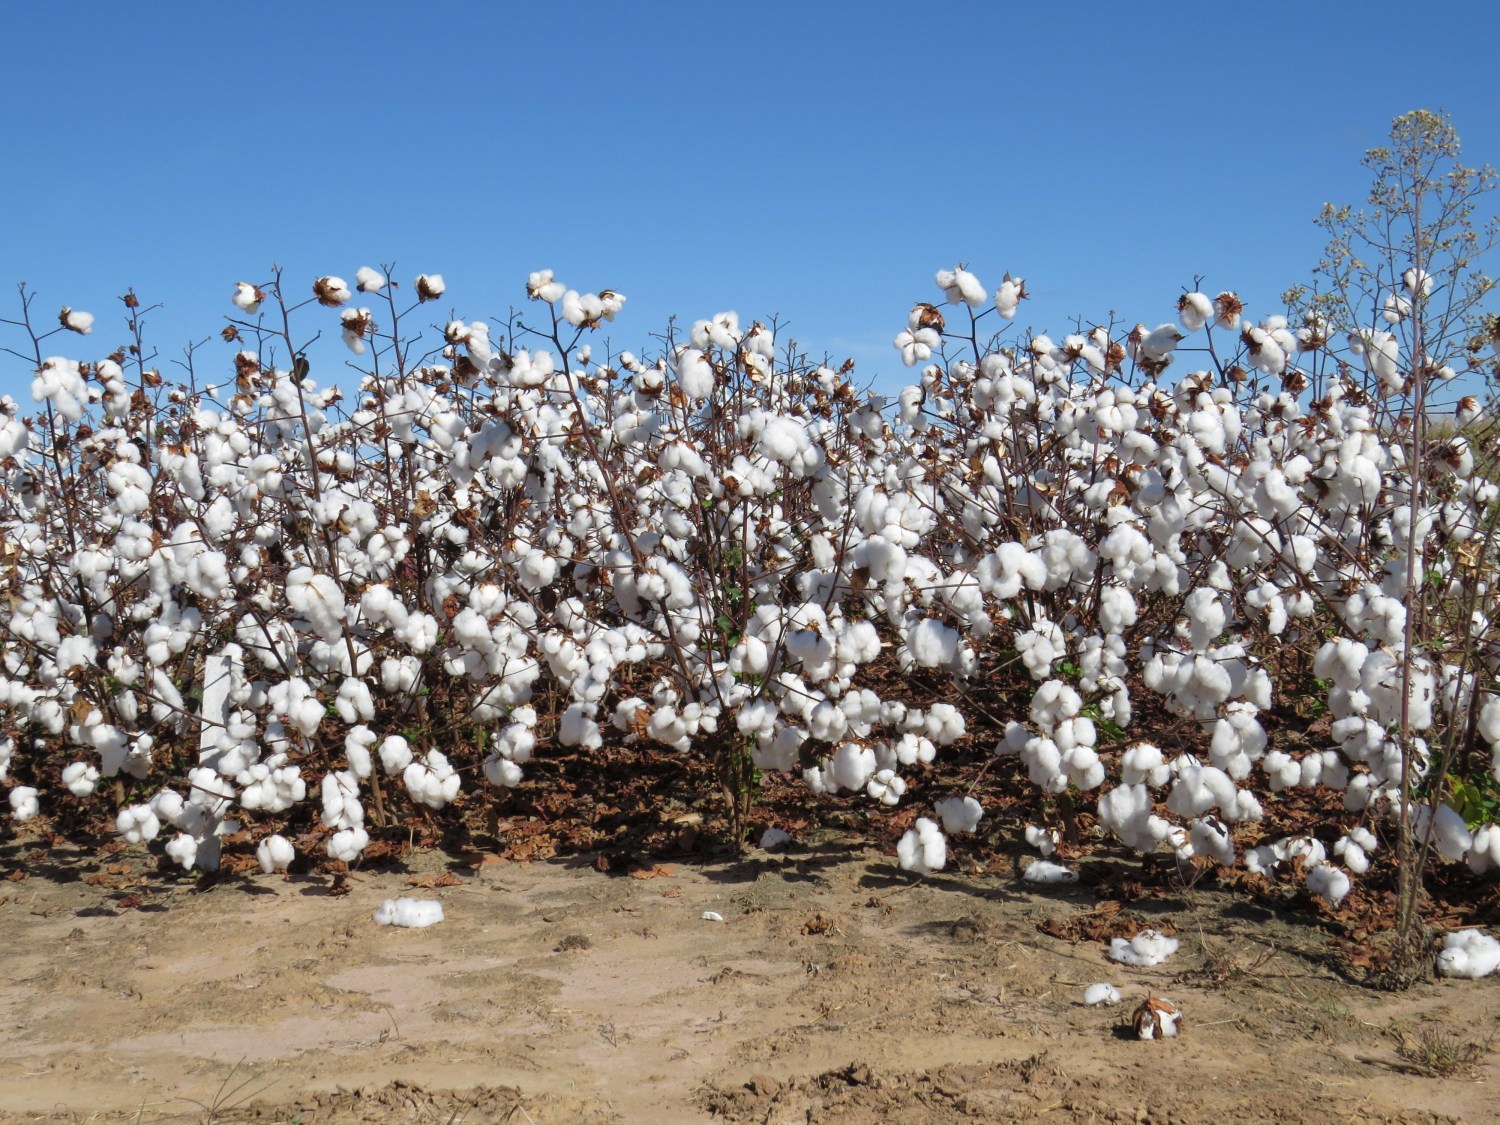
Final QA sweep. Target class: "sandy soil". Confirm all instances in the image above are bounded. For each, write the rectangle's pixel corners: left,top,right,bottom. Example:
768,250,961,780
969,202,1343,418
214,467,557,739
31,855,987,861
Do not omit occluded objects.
0,835,1494,1125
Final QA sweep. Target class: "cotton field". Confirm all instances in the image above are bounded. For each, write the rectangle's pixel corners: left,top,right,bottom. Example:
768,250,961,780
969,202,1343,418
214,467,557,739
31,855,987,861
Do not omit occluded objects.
1,259,1498,929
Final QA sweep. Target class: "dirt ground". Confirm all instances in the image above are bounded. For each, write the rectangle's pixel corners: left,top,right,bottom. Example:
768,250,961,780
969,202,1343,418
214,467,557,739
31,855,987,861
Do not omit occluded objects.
0,834,1495,1125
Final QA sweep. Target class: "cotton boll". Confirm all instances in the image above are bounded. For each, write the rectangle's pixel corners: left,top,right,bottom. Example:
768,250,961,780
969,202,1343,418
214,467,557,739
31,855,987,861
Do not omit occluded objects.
1413,803,1472,862
907,617,959,669
760,827,792,850
164,833,200,870
379,735,413,775
1468,824,1500,874
935,795,983,834
897,817,946,875
374,897,445,928
1023,860,1078,885
355,266,386,292
232,282,264,312
9,786,39,821
1024,824,1059,856
936,266,986,308
59,307,94,334
62,761,99,796
116,804,160,843
1132,996,1182,1040
1306,863,1351,906
1083,983,1121,1007
1436,929,1500,979
866,768,906,806
1108,929,1180,967
1178,292,1213,332
327,826,369,862
830,742,877,792
256,834,295,874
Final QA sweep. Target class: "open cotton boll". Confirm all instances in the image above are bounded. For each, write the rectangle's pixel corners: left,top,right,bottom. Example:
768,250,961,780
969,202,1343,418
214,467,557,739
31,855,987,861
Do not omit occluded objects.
62,761,99,796
1023,860,1078,885
1025,824,1059,856
1132,996,1182,1040
1413,803,1473,862
1436,929,1500,979
897,817,946,875
116,804,160,843
1306,863,1352,906
1109,929,1180,967
373,898,445,928
327,826,369,862
865,768,906,806
759,827,792,850
935,795,983,834
256,834,295,874
1083,983,1121,1007
936,266,986,308
9,786,39,821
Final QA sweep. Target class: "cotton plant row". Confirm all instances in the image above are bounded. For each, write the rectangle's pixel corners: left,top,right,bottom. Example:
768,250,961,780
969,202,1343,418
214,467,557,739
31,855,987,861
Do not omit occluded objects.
0,262,1497,913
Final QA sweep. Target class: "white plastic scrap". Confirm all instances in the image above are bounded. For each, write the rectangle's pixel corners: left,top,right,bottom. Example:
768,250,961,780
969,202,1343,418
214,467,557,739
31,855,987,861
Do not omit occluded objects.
1108,929,1180,967
1083,982,1121,1006
1436,929,1500,979
759,827,792,850
701,910,726,923
374,897,445,928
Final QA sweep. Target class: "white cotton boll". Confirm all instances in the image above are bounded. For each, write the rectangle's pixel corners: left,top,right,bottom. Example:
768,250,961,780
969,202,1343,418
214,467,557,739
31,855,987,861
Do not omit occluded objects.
674,348,716,400
1306,863,1351,906
379,735,413,775
1025,824,1059,856
327,826,369,862
256,834,295,874
830,742,877,792
1178,292,1213,332
994,275,1024,319
759,827,792,850
936,266,986,307
1402,266,1433,298
1335,836,1372,875
1121,743,1169,788
935,795,983,834
1023,860,1078,885
232,282,264,313
374,897,445,928
1413,803,1472,861
335,677,375,724
906,617,959,669
9,786,39,821
1436,930,1500,979
484,755,524,788
62,761,99,796
116,804,160,843
866,769,906,806
59,307,94,334
165,833,200,870
403,750,460,809
897,817,946,875
1083,983,1121,1006
355,266,386,292
345,726,376,779
415,273,445,301
1108,929,1180,967
1468,824,1500,874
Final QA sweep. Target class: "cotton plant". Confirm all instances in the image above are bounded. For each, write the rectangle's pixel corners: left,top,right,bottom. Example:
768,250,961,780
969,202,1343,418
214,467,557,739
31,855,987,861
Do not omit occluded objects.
0,261,1497,911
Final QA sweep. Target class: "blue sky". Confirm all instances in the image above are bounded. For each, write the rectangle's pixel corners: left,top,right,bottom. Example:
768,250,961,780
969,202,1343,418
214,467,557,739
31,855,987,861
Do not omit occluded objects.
4,1,1499,401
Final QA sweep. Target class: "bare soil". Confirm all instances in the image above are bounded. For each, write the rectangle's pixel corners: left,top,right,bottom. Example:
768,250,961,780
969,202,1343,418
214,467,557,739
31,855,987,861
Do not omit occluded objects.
0,835,1494,1125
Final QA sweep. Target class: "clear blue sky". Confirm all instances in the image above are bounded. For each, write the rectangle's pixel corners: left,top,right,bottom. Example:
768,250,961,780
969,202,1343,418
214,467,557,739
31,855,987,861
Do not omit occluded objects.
4,1,1499,400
